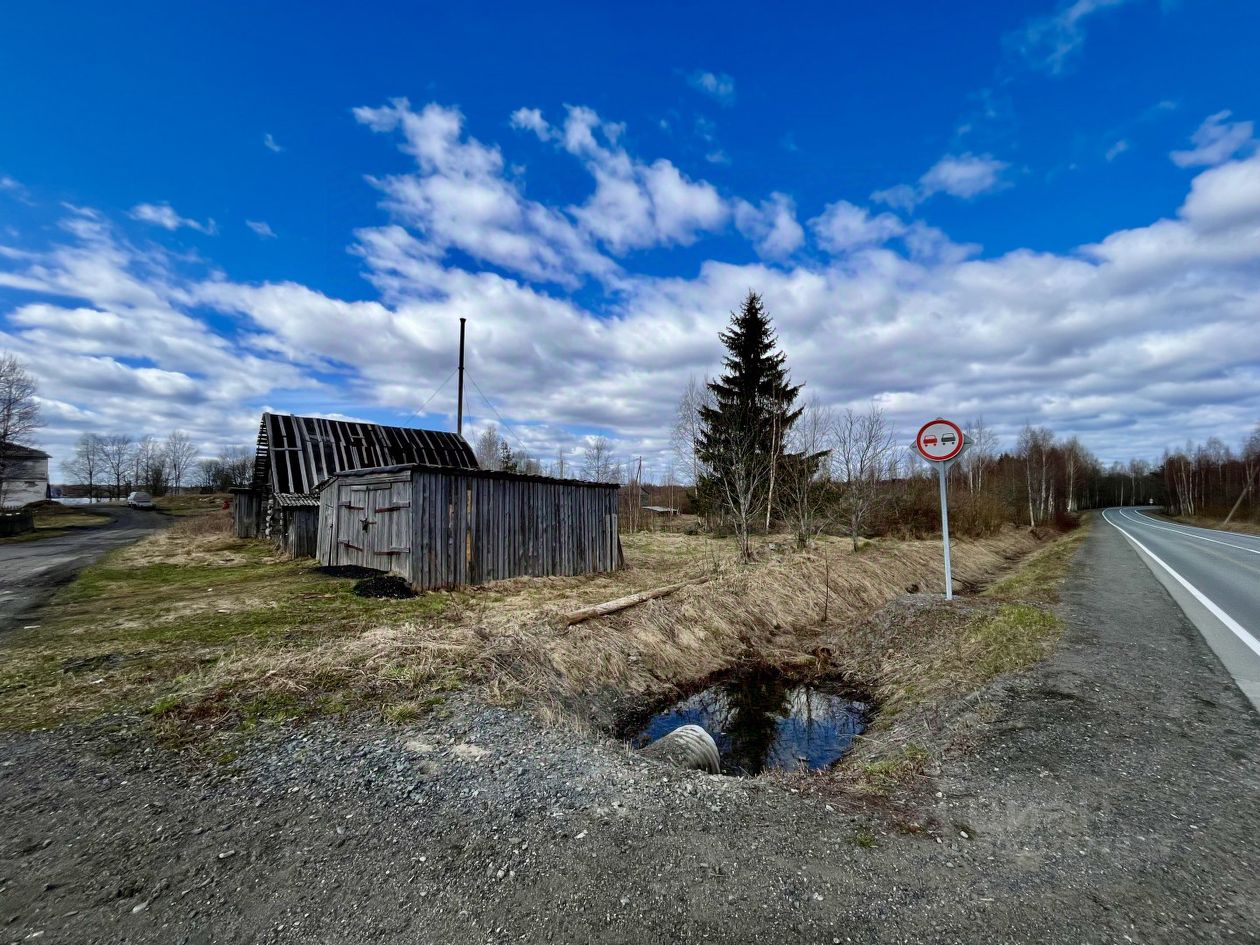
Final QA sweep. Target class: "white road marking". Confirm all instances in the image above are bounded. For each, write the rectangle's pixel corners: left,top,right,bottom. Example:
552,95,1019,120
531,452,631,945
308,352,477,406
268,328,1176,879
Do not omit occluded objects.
1117,508,1260,556
1103,509,1260,658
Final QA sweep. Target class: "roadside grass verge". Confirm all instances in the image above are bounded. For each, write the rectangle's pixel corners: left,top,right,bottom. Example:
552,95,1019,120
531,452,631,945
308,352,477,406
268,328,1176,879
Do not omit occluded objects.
829,521,1089,799
0,504,111,545
0,511,1069,741
1162,513,1260,537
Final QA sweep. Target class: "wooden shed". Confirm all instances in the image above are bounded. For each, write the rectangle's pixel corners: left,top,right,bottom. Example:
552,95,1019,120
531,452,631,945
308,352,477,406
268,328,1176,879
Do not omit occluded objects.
234,412,477,558
317,464,621,590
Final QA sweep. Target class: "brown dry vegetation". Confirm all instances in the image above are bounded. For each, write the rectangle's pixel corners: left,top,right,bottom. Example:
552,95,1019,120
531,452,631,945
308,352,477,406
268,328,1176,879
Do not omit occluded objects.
1167,513,1260,537
0,505,1079,750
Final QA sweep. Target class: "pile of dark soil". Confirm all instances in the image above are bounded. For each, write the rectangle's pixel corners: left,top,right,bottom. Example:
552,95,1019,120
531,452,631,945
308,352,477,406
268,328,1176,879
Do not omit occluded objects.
352,575,417,599
319,565,383,579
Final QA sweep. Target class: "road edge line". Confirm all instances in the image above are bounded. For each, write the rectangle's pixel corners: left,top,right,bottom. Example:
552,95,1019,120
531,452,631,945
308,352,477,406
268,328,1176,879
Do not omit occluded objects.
1103,509,1260,659
1119,508,1260,556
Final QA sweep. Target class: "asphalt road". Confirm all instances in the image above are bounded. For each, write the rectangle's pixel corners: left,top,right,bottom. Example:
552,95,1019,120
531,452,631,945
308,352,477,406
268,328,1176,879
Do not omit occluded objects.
0,505,170,632
1103,506,1260,710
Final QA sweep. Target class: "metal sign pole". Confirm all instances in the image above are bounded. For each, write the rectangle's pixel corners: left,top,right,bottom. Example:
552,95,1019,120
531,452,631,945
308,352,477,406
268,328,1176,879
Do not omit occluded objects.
938,460,953,601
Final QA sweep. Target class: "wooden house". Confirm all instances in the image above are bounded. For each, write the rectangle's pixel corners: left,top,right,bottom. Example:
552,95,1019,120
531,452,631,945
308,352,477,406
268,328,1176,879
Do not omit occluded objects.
233,412,477,557
0,444,50,508
317,464,621,590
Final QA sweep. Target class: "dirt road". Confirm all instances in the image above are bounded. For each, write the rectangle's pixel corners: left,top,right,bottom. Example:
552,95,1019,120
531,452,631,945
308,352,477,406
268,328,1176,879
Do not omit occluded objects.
1,522,1257,944
0,506,170,633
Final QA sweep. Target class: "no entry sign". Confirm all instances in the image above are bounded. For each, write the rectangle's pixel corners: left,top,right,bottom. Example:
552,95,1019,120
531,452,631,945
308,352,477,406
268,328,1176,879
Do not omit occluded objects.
916,418,965,463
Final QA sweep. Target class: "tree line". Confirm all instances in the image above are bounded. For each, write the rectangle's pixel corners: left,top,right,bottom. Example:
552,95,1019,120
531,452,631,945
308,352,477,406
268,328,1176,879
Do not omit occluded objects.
60,432,256,498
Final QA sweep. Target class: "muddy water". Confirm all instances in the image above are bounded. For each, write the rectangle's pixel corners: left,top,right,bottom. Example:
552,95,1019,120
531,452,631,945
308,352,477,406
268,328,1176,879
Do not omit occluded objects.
627,669,869,776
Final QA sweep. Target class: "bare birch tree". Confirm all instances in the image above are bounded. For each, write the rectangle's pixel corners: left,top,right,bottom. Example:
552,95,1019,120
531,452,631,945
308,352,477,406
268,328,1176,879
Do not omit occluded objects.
164,431,199,492
776,400,833,548
100,434,134,499
832,405,897,551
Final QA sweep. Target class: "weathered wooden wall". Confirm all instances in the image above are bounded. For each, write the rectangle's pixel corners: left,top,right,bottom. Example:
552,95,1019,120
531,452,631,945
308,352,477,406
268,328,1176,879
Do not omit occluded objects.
286,506,319,559
231,490,262,539
318,468,620,590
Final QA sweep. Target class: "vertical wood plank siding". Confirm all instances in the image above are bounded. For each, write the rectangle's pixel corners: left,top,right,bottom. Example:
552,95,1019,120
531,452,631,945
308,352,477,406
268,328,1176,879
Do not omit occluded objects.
318,468,620,590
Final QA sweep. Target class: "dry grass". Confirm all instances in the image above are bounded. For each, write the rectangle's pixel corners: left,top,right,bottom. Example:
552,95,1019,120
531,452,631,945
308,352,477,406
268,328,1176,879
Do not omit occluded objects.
1166,513,1260,536
0,514,1078,743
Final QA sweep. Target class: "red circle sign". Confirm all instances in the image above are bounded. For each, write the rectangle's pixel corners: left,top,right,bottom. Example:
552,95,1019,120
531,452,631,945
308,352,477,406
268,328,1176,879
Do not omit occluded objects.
916,418,965,462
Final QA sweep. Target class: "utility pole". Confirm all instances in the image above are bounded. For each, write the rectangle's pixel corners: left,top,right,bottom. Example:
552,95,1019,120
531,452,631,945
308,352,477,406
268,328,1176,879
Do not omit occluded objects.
456,317,466,437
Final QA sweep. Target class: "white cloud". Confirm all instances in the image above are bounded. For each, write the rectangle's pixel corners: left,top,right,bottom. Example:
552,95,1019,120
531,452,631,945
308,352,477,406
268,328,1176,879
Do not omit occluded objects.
511,104,730,255
734,194,804,259
687,71,735,106
1170,110,1256,168
5,109,1260,478
1005,0,1133,75
353,99,616,285
264,133,283,153
509,108,551,140
129,202,217,235
1105,139,1130,161
873,153,1009,210
246,220,277,238
809,201,905,254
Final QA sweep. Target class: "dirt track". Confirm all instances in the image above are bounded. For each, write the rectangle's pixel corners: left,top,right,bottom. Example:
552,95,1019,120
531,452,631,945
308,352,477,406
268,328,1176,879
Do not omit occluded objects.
2,522,1258,944
0,506,170,633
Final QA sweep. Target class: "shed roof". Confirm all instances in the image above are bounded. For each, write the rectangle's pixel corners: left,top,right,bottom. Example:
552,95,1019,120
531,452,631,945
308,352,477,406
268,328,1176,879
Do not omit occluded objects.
252,413,477,495
1,443,50,460
315,463,620,491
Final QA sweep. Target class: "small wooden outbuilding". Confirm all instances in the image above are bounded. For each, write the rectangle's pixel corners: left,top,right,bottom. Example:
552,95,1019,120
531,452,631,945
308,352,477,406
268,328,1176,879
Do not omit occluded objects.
317,464,621,590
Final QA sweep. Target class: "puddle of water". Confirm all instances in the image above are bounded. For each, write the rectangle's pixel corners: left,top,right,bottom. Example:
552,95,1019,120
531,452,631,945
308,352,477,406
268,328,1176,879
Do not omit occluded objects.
627,669,869,776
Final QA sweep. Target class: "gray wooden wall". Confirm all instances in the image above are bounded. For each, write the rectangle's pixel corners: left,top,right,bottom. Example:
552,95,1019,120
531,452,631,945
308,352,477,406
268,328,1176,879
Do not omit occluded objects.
318,468,620,590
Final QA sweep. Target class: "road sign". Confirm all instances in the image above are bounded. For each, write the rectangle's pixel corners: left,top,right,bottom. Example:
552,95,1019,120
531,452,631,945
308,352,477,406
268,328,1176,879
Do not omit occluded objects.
916,418,965,463
914,418,965,600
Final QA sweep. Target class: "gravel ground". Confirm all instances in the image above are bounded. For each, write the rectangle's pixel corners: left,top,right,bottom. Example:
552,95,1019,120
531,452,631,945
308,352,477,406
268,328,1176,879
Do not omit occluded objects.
2,522,1258,944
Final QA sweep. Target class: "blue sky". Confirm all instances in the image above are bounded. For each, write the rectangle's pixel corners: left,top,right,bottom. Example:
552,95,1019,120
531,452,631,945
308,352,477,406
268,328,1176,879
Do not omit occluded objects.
2,0,1259,475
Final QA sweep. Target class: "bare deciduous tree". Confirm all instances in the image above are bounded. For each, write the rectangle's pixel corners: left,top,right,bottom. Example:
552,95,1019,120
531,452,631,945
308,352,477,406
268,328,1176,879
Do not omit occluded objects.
581,435,617,483
833,405,897,551
473,424,501,469
672,376,713,487
100,434,134,499
164,430,198,492
776,400,833,548
0,353,41,503
709,411,770,562
63,432,105,500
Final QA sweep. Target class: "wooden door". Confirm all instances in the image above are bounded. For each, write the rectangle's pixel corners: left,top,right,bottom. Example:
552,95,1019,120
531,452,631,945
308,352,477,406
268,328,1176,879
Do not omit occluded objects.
362,478,412,576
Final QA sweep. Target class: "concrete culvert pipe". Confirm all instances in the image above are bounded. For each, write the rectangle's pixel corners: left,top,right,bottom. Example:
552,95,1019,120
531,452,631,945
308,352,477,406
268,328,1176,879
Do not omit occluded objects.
638,724,721,774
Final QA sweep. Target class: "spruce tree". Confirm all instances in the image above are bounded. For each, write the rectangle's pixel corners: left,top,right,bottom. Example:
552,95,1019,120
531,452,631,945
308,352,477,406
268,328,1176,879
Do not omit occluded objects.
696,291,804,551
697,291,803,474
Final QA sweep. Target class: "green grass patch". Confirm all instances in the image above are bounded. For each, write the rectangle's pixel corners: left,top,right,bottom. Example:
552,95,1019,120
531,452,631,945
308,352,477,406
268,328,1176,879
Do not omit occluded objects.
0,535,459,732
984,525,1088,604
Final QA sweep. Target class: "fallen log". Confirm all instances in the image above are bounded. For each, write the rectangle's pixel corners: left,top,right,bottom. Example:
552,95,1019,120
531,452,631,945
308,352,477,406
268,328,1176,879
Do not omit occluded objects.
564,577,712,625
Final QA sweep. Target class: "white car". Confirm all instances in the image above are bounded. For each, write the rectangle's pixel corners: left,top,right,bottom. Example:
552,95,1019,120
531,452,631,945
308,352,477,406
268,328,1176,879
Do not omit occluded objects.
126,491,156,510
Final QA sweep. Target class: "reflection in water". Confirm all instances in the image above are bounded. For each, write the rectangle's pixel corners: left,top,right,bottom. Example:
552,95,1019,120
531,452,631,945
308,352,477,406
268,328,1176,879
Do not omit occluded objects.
630,670,868,776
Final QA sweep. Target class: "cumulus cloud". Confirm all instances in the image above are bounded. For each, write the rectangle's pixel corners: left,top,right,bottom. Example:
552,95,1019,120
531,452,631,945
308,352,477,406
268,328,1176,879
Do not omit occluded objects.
1005,0,1132,75
873,153,1009,210
4,106,1260,477
687,70,736,106
1170,110,1256,168
809,201,905,254
734,194,804,259
510,104,729,255
129,202,217,235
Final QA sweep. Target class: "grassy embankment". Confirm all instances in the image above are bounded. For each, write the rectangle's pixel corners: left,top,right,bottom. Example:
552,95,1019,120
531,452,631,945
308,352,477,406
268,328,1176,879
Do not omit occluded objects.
0,507,1086,757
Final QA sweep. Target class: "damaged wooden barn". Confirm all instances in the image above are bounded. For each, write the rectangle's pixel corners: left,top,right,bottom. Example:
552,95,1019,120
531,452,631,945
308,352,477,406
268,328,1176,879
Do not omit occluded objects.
233,412,477,557
233,411,622,589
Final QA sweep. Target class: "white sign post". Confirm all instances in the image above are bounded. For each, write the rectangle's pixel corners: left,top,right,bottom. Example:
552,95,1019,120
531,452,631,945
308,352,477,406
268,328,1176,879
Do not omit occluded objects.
915,418,966,600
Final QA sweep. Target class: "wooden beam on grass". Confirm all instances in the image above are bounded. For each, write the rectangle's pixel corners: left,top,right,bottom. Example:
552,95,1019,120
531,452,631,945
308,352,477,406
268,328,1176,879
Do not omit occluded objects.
563,576,711,626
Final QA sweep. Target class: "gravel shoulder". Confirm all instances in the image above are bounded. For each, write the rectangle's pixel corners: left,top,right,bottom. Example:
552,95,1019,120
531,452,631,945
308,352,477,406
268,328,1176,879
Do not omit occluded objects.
2,522,1259,944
